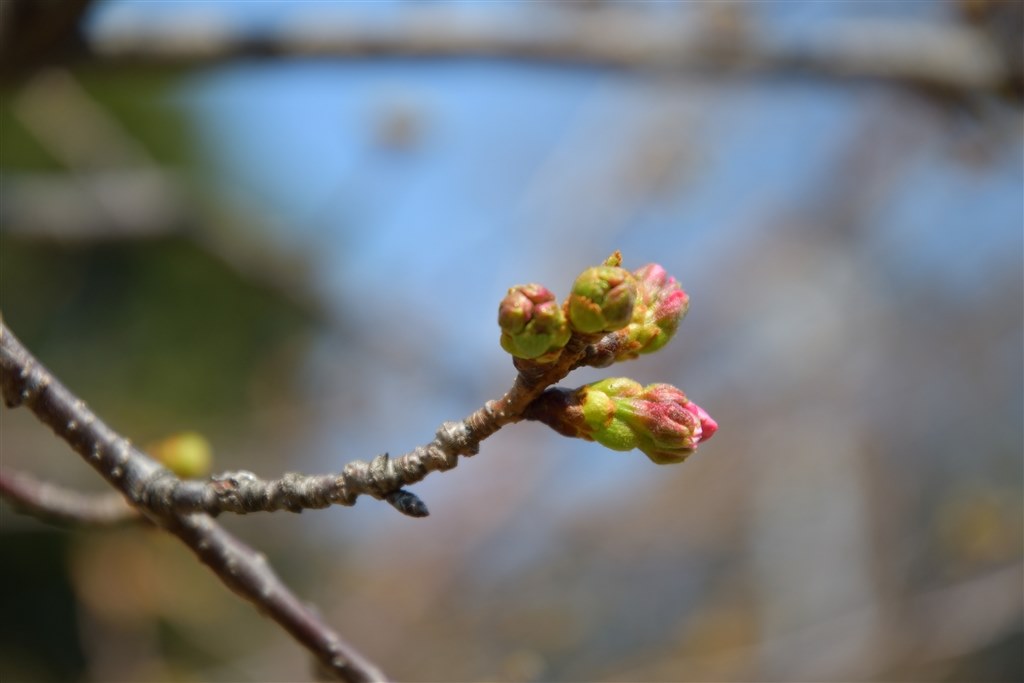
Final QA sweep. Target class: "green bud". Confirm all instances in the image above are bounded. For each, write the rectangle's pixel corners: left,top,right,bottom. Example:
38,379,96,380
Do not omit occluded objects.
567,264,639,334
498,284,571,361
148,431,213,479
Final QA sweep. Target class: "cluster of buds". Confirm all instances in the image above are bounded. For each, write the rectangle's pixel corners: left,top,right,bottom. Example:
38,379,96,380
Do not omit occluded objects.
498,254,691,365
497,251,717,465
525,378,717,465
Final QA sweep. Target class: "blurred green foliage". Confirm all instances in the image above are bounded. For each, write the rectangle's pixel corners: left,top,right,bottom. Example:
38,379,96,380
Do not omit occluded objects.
0,236,313,433
2,66,314,435
0,531,84,683
0,107,63,171
76,67,194,166
0,67,193,170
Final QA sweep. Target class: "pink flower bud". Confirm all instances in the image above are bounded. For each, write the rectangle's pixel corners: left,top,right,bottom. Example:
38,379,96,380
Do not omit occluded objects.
524,378,717,465
615,263,690,359
623,383,716,463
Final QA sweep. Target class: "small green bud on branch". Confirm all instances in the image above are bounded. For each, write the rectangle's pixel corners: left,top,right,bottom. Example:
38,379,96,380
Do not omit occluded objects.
148,431,213,479
499,284,571,361
566,262,639,334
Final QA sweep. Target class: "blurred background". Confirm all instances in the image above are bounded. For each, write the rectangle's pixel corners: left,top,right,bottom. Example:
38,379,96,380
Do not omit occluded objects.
1,1,1021,682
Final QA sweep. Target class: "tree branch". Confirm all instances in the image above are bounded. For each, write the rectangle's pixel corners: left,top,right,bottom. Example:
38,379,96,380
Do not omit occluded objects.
0,169,191,240
0,304,610,678
131,335,597,519
2,319,606,524
83,8,1015,96
0,320,387,683
0,467,139,525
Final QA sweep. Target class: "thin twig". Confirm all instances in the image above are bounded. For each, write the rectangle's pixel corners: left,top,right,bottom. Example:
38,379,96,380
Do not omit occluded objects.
137,335,596,519
0,467,139,525
0,320,387,683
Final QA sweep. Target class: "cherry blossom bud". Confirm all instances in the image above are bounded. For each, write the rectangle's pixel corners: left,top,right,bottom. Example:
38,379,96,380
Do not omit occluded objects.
525,378,717,465
567,264,639,334
632,263,690,353
606,263,690,361
619,382,717,464
498,284,571,361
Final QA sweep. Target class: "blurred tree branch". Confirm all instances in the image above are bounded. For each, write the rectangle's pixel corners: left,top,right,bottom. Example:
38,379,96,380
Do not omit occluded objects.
1,169,191,240
0,467,138,526
79,7,1019,98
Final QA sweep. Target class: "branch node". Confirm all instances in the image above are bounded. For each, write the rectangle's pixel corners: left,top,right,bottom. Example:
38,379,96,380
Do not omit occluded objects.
367,453,397,498
437,420,476,455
